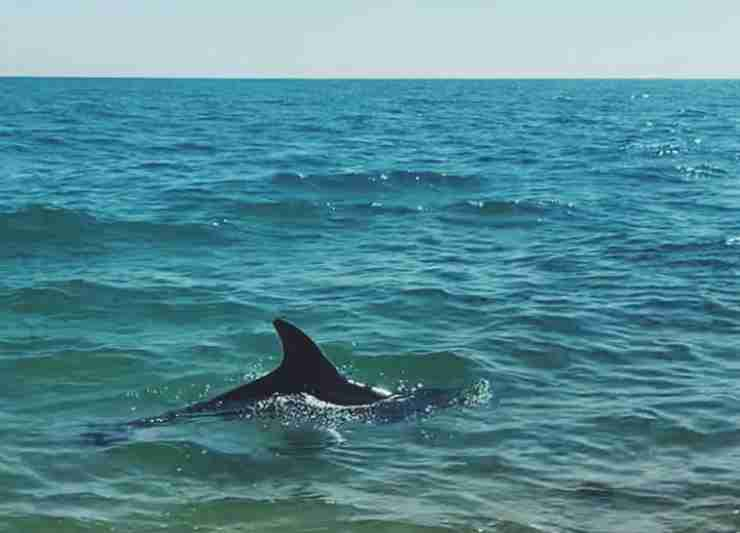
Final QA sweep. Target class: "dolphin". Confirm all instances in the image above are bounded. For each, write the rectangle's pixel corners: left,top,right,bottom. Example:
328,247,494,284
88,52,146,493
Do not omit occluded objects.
84,319,489,444
135,318,391,424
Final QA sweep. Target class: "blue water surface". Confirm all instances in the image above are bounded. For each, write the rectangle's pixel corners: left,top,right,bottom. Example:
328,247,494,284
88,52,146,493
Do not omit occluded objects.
1,78,739,533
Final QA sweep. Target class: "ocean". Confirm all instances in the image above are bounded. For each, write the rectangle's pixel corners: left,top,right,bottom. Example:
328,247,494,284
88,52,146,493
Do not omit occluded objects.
1,78,739,532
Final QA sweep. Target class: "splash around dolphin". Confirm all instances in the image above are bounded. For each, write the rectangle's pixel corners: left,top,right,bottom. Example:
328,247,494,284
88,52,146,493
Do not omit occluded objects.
84,319,490,444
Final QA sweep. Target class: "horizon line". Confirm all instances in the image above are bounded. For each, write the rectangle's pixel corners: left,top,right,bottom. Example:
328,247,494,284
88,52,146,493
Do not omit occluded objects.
1,74,740,82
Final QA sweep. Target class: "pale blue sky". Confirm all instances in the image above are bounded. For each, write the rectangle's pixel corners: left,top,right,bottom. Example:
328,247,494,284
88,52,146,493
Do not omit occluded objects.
2,0,739,78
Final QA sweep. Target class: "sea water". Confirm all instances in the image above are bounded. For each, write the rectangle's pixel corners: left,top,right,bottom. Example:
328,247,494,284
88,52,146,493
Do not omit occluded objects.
1,78,739,532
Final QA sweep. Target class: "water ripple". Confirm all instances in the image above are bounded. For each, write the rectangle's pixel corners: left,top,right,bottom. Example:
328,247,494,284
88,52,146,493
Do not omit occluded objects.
2,78,740,533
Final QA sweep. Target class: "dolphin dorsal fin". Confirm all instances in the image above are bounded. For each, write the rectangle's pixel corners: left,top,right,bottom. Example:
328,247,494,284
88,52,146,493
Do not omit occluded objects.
273,319,344,389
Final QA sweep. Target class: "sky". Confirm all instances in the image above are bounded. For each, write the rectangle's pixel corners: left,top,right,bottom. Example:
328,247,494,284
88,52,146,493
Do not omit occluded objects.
2,0,739,78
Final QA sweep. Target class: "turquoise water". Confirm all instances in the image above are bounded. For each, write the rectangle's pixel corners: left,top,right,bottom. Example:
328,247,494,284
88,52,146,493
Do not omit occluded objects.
1,78,739,532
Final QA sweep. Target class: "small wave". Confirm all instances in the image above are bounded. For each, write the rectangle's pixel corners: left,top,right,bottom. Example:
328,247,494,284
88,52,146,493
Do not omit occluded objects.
37,136,66,146
451,199,554,216
676,163,728,179
552,94,575,102
385,170,480,187
619,140,684,158
3,278,264,323
0,204,233,249
0,204,98,242
676,107,710,118
2,279,156,317
173,141,217,153
229,199,426,219
229,199,324,220
358,202,423,215
436,198,573,228
272,170,480,191
137,160,192,171
221,197,561,222
399,287,494,305
609,237,738,271
651,143,681,157
5,286,76,315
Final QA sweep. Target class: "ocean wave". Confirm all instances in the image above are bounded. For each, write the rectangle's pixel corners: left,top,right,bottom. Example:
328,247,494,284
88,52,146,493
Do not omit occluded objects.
173,141,217,153
36,135,67,146
606,236,739,271
0,204,98,242
619,140,684,158
228,199,325,220
272,170,481,191
433,198,574,228
208,197,571,223
676,163,728,178
2,278,264,323
676,107,710,118
136,160,194,171
449,198,565,217
398,287,495,306
0,204,233,249
5,286,77,315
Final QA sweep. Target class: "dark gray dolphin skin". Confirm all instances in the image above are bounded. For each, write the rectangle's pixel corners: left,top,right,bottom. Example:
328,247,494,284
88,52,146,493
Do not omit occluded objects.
129,318,392,426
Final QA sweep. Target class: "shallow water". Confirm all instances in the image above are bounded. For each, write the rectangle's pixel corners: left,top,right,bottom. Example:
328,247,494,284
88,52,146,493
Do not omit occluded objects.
1,78,740,532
